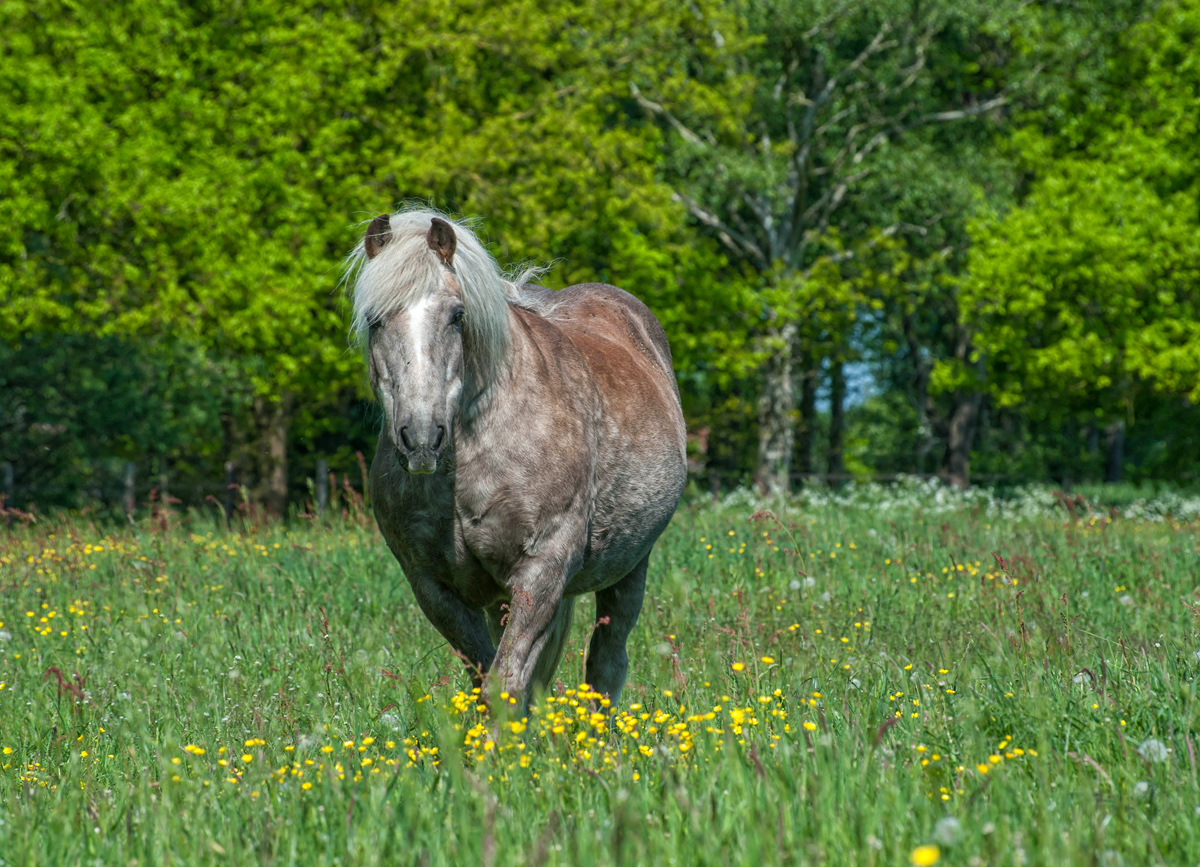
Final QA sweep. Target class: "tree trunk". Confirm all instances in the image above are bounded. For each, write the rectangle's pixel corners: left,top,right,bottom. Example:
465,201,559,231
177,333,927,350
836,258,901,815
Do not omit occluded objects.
1105,420,1125,483
944,392,983,488
255,393,291,516
901,312,935,473
795,351,818,478
755,323,796,494
827,359,845,484
943,321,985,488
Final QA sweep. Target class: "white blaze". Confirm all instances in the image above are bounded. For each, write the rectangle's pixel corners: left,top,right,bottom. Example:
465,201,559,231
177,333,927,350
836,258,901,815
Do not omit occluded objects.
404,296,436,378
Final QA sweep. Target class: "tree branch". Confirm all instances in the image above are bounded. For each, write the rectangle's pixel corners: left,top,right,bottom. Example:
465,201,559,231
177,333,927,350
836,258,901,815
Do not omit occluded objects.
905,95,1008,130
672,191,769,269
630,83,709,147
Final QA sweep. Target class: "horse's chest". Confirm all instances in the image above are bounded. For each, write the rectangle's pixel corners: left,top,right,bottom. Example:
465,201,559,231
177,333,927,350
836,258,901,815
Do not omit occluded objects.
376,487,509,607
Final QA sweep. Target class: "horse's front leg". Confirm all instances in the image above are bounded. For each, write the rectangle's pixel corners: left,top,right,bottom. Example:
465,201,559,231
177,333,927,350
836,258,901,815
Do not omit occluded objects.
406,570,495,687
490,553,577,706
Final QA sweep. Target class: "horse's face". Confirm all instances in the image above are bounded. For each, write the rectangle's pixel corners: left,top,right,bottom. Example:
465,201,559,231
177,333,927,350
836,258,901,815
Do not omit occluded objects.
368,282,464,475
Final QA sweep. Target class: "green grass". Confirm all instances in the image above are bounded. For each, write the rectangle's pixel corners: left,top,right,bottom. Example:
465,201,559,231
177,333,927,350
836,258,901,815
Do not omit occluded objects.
1,493,1198,865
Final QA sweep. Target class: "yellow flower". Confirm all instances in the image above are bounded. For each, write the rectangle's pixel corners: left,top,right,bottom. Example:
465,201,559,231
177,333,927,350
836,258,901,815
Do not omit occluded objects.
911,845,940,866
761,656,775,664
731,662,745,672
241,754,253,763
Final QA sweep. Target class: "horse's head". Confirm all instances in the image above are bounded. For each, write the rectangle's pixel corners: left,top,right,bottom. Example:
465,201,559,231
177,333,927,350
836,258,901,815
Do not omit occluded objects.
350,209,534,474
362,215,465,474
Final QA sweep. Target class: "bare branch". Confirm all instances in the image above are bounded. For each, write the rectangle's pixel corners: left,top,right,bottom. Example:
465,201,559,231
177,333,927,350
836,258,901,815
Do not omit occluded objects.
845,93,1007,165
804,168,871,230
907,95,1008,127
883,23,937,98
630,83,708,148
742,191,773,229
804,0,862,40
773,57,800,102
814,23,895,111
794,21,893,169
800,223,898,277
811,106,855,142
672,191,769,268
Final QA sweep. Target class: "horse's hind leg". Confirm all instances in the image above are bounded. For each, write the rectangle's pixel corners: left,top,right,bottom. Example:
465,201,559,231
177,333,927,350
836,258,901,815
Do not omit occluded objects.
585,554,649,706
530,596,575,695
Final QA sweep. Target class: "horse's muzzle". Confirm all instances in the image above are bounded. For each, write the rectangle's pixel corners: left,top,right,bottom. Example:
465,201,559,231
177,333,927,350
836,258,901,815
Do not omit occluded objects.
404,450,439,475
395,422,446,474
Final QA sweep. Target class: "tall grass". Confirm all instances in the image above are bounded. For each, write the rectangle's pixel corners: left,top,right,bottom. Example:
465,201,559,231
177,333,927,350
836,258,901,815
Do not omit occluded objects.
1,487,1198,865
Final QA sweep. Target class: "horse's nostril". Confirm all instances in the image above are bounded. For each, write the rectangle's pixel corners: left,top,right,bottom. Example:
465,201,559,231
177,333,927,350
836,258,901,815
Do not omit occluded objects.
399,427,415,451
433,426,445,451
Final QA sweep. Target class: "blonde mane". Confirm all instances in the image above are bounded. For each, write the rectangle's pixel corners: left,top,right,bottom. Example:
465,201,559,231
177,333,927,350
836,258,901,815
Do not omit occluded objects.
344,208,542,399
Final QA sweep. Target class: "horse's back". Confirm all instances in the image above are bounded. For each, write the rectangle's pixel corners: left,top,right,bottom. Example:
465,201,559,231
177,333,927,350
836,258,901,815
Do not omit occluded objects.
521,283,678,399
519,282,683,447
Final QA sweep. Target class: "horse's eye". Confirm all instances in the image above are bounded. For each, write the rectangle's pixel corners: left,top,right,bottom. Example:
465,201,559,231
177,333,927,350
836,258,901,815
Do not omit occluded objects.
451,309,465,328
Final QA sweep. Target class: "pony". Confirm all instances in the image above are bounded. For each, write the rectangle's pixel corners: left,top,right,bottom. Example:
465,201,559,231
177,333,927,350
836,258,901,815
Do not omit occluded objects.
346,208,686,708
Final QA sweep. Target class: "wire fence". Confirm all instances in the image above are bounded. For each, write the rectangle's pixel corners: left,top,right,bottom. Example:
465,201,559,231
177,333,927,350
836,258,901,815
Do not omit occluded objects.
1,457,1038,520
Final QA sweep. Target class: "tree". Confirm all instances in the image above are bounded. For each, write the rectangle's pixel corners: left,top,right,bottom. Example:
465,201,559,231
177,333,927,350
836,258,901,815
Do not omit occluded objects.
633,0,1020,490
964,0,1200,483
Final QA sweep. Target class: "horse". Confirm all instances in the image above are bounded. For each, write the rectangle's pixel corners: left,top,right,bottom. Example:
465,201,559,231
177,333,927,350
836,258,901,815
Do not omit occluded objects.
346,208,686,709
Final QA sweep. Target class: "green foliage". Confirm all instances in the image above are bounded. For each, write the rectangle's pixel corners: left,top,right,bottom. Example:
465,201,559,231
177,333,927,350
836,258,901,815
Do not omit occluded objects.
965,0,1200,414
1,0,1198,500
0,335,229,506
0,0,743,499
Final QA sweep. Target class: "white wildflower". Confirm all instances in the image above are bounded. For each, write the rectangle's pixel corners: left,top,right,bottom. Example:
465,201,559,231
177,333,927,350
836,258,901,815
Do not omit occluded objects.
934,816,961,846
1138,738,1168,763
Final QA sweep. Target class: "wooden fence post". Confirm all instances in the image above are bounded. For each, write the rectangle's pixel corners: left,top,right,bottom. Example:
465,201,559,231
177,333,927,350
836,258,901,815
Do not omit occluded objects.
2,462,12,520
224,461,238,525
123,462,136,516
315,458,329,517
158,456,169,506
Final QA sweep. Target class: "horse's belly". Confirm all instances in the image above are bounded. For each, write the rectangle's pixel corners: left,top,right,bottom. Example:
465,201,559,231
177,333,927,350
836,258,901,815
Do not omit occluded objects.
565,462,684,595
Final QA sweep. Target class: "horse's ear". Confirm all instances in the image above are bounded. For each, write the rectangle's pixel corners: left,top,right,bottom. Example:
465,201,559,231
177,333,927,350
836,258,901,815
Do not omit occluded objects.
427,217,457,267
364,214,391,260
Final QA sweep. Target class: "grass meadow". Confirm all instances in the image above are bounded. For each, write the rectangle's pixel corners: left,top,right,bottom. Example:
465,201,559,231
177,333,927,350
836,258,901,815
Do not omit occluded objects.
1,481,1199,866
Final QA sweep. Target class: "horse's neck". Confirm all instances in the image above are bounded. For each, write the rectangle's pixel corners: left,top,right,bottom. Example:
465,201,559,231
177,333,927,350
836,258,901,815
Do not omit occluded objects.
458,302,528,430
